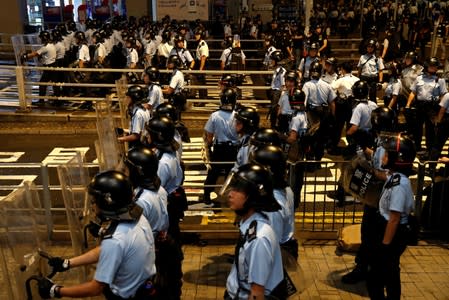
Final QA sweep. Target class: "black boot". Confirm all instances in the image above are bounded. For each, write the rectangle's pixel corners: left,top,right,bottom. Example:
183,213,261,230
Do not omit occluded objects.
341,265,367,284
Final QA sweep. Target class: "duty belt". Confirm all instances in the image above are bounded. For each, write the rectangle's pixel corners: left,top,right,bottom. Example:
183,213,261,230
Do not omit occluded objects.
214,141,238,147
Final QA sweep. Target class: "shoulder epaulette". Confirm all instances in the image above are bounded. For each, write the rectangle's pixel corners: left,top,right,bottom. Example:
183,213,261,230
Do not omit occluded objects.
245,220,257,243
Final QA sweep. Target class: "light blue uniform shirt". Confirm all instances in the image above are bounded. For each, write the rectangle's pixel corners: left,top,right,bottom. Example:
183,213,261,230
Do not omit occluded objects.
95,216,156,298
135,186,169,234
379,173,414,224
226,213,284,299
303,78,337,107
157,151,183,194
267,187,295,244
289,111,308,137
350,101,378,131
129,106,151,137
357,54,384,77
298,56,318,79
440,92,449,113
278,90,294,115
204,110,239,144
411,74,447,101
169,47,194,66
232,134,251,172
169,69,184,94
271,66,286,90
147,84,164,109
385,78,402,98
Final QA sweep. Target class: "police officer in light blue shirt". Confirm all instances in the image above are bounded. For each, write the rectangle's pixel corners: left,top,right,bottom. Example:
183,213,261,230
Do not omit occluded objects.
169,34,195,70
203,88,239,206
37,170,156,299
406,57,448,154
125,147,169,235
252,146,297,256
146,116,186,245
143,66,165,113
222,164,285,300
232,106,260,172
383,62,403,110
367,134,416,300
357,39,384,103
269,50,287,128
118,85,151,149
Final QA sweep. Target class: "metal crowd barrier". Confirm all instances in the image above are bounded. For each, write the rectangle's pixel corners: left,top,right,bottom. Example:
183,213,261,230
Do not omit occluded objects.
1,157,446,238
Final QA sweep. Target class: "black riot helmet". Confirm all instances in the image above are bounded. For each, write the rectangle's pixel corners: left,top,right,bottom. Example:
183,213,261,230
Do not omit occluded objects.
88,170,141,220
252,145,287,188
146,116,179,152
289,88,306,111
325,57,338,67
39,31,51,44
424,57,440,70
220,163,281,215
371,106,397,132
309,42,319,51
366,39,377,51
125,146,160,190
67,20,77,32
224,35,233,48
56,23,68,36
194,28,206,40
352,80,369,101
74,31,86,44
219,74,237,88
309,61,322,79
92,31,104,43
235,106,260,134
126,85,146,103
126,36,137,48
51,29,63,42
270,50,283,63
220,88,238,111
144,66,160,83
382,133,416,174
404,51,418,64
285,70,298,82
167,55,181,69
173,34,185,46
154,102,177,121
250,128,282,148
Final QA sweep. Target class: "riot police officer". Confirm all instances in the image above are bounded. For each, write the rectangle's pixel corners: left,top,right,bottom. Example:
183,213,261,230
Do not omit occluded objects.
341,106,397,284
169,34,195,70
143,66,164,112
252,146,297,259
269,50,287,128
21,31,56,106
276,71,299,133
222,164,285,299
146,116,186,244
367,134,416,300
124,147,183,300
357,39,384,103
162,55,185,120
232,106,260,171
383,62,403,110
125,146,169,235
203,88,239,206
405,57,447,157
329,61,360,154
297,42,320,83
37,170,156,299
118,85,151,149
400,51,423,105
194,28,209,99
303,61,336,163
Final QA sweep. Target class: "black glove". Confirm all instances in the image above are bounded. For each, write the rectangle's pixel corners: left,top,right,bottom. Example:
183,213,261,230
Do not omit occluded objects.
48,256,70,273
38,276,62,298
376,82,383,90
20,53,28,64
86,220,102,238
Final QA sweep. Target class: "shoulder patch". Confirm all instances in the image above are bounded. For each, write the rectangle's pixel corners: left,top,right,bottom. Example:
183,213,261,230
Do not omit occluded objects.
246,220,257,242
386,173,401,188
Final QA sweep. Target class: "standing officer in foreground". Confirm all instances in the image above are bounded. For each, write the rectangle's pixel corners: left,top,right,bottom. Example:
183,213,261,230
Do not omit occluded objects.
367,134,416,300
405,57,447,157
203,88,239,207
37,170,156,299
222,164,285,300
357,39,384,103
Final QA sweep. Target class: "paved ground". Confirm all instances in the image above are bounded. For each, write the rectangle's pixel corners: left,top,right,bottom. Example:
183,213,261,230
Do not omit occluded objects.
182,239,449,299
